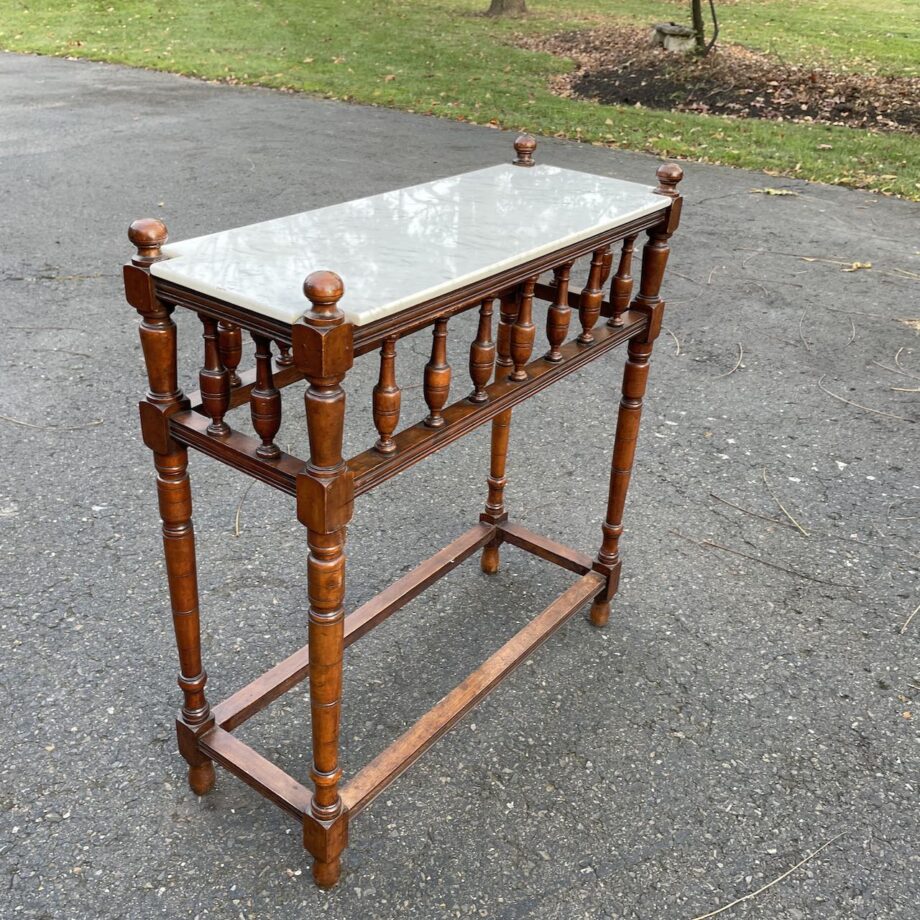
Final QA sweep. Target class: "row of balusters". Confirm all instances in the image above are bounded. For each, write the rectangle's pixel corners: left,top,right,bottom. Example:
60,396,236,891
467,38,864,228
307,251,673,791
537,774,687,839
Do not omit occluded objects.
198,317,291,458
193,236,638,461
372,236,638,454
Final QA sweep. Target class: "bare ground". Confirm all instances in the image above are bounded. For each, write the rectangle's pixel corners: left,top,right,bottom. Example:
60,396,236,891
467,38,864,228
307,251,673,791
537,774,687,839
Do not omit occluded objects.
517,26,920,133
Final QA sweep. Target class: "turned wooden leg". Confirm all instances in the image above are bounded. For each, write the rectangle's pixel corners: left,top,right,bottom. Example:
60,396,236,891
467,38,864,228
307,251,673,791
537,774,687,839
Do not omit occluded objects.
591,213,676,626
480,288,518,573
155,446,215,792
125,219,215,795
589,337,656,627
306,527,347,885
295,271,355,888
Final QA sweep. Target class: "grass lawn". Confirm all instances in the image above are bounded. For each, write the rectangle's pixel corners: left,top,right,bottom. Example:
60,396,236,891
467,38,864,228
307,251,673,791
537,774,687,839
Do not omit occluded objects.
1,0,918,198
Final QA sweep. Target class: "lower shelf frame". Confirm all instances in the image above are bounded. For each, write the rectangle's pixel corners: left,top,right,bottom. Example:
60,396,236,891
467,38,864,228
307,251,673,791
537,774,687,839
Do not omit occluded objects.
190,519,606,858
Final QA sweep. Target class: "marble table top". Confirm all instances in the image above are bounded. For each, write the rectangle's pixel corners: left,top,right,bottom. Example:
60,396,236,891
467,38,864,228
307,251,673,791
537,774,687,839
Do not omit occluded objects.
150,164,669,327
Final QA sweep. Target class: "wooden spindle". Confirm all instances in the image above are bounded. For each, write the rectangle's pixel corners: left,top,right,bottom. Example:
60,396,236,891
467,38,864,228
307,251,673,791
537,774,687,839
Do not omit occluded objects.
199,315,231,436
509,277,537,381
545,262,573,362
496,290,518,372
599,247,614,288
250,334,282,458
468,298,496,403
609,235,637,327
577,247,609,344
480,289,519,574
275,340,294,366
424,318,451,428
218,320,243,387
373,335,401,453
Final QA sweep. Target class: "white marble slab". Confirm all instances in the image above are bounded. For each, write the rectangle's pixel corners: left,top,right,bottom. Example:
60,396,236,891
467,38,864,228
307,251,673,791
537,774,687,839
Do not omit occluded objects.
150,164,668,327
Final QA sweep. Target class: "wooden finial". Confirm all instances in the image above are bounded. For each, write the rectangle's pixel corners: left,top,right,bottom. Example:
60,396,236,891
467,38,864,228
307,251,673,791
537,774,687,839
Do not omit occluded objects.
128,218,168,266
303,270,345,325
655,162,684,198
512,133,536,168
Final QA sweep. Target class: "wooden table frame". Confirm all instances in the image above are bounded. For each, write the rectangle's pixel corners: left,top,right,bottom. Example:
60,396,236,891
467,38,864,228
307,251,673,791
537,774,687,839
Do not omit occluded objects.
123,137,683,887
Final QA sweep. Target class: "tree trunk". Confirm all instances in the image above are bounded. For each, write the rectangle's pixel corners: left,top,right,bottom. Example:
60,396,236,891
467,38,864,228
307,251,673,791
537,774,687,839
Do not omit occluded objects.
690,0,706,52
487,0,527,16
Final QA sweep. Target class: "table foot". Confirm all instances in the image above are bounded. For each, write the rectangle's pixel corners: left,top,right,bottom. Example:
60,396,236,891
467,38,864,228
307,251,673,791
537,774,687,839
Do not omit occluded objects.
589,599,610,628
188,759,216,796
480,542,500,574
312,855,341,888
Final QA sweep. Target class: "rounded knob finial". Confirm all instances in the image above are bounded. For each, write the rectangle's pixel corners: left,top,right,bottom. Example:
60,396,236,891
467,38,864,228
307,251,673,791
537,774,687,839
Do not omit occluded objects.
128,217,168,265
655,162,684,197
303,270,345,322
512,133,537,168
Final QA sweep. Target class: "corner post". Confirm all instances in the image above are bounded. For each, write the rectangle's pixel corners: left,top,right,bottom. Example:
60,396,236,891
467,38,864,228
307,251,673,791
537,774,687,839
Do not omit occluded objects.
590,163,684,626
293,271,354,888
124,219,215,796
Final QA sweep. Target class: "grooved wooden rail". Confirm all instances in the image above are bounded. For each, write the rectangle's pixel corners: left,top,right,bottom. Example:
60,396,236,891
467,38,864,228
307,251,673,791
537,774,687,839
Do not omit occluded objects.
124,136,684,887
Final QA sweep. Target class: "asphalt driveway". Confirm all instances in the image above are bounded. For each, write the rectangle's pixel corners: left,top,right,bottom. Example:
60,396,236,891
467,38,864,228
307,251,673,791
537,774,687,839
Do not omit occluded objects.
1,52,917,919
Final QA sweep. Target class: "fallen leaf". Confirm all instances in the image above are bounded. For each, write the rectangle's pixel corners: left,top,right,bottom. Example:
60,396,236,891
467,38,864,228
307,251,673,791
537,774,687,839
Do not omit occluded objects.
750,187,800,196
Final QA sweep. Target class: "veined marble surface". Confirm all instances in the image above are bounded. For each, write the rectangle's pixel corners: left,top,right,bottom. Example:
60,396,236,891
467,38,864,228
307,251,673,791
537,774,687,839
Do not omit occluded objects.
150,164,669,327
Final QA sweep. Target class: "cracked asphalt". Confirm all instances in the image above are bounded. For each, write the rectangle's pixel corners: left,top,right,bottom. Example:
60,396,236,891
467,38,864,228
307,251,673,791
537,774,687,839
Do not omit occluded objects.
1,52,917,920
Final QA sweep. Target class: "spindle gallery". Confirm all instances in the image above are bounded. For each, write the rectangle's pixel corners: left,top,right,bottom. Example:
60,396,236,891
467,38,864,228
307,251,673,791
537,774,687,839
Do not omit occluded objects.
124,136,683,887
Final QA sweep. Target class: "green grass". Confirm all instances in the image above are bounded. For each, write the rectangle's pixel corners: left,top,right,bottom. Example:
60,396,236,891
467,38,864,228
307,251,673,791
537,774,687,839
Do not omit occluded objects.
1,1,918,198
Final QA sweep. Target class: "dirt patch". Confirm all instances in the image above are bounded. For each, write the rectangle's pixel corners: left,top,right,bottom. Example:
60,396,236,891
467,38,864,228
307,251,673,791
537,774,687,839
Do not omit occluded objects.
517,26,919,133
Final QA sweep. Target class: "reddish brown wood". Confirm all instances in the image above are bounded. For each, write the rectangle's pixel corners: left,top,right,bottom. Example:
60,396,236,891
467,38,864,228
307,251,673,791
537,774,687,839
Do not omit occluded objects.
199,727,311,820
480,289,519,572
296,270,354,888
154,446,211,726
198,315,231,436
213,523,495,731
127,219,216,798
342,571,603,816
509,276,537,381
590,336,653,627
609,235,637,327
468,298,496,403
127,153,686,888
545,262,573,362
128,217,168,267
171,410,302,494
512,133,536,167
599,247,614,288
423,318,451,427
352,314,645,498
496,521,593,575
218,320,243,387
186,361,303,413
590,173,680,625
126,223,181,411
275,340,294,366
578,247,609,344
373,336,401,453
250,334,282,458
656,162,683,198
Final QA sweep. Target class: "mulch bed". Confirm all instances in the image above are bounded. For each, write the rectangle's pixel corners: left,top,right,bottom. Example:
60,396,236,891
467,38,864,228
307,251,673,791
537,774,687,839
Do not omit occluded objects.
516,26,919,133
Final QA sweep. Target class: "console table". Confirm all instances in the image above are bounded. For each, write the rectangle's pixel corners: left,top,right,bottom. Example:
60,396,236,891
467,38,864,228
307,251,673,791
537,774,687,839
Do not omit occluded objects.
124,136,683,887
